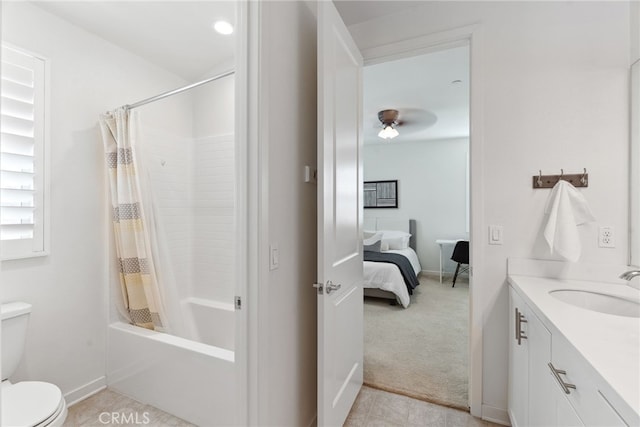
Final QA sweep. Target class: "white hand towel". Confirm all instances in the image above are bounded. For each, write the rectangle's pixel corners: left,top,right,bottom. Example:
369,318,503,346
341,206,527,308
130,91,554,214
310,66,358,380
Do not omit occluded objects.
543,180,595,262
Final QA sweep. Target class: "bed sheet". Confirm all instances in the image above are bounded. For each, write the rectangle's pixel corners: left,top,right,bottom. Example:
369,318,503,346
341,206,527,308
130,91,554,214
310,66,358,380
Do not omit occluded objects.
363,247,421,308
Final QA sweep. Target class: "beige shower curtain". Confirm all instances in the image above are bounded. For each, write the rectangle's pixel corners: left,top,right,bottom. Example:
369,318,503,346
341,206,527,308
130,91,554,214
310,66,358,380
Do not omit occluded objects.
99,108,166,331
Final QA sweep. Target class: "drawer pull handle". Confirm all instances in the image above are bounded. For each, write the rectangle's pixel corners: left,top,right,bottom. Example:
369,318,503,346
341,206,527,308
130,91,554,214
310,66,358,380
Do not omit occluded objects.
515,308,528,345
548,362,577,394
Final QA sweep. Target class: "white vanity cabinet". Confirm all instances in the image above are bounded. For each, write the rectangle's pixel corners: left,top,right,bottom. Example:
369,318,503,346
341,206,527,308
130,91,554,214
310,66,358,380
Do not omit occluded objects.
551,332,629,426
508,285,628,427
508,288,529,426
508,287,558,427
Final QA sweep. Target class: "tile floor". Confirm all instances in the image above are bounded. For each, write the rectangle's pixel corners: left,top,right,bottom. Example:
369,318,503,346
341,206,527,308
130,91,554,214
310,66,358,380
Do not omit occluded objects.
63,389,195,427
64,386,503,426
345,386,503,427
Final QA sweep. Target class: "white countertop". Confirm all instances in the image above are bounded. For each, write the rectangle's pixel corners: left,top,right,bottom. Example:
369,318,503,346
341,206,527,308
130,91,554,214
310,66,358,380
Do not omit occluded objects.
508,274,640,420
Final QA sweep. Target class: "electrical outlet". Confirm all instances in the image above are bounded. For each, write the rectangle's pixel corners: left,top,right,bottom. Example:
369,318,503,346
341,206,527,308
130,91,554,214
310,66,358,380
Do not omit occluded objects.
598,226,615,248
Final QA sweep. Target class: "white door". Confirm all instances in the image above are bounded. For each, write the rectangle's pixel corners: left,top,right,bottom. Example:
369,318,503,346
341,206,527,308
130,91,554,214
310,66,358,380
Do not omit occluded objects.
317,2,364,426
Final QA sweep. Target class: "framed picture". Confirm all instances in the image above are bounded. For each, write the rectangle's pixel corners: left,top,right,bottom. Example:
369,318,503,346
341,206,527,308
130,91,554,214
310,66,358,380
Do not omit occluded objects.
364,180,398,208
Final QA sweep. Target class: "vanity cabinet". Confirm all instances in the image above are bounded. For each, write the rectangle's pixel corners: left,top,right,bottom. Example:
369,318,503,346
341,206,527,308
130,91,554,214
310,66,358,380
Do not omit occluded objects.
508,285,628,427
508,289,528,426
508,287,556,427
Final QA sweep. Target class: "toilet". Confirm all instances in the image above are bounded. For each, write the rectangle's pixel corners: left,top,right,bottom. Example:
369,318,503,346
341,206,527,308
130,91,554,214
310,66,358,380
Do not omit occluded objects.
1,302,68,427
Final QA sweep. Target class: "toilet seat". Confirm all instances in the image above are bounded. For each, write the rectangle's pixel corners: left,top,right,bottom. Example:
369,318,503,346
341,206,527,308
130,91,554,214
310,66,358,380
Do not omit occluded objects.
1,381,67,427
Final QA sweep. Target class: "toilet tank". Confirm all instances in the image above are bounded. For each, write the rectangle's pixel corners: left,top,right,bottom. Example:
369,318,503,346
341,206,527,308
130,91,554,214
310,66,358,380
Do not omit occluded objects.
1,302,32,381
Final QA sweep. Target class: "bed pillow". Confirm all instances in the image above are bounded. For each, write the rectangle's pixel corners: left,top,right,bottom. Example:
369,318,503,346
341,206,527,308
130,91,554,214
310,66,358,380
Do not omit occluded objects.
363,230,377,239
363,231,383,246
363,240,382,252
379,230,411,250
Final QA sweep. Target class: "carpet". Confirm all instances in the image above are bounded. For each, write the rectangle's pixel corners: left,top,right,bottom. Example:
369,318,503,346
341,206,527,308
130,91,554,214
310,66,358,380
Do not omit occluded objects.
363,275,469,410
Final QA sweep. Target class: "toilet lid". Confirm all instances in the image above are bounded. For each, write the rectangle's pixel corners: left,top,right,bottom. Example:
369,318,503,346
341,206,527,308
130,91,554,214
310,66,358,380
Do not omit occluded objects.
1,381,63,427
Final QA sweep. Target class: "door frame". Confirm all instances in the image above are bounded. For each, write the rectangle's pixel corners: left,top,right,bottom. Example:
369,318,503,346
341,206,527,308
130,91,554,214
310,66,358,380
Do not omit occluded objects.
360,24,485,417
234,0,253,425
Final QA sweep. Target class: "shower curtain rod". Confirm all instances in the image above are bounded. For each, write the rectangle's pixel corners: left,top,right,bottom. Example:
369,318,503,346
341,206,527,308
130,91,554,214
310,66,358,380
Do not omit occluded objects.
119,69,235,111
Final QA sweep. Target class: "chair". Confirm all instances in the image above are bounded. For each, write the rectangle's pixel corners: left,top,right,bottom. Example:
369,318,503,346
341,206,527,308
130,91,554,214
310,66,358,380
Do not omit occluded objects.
450,240,469,287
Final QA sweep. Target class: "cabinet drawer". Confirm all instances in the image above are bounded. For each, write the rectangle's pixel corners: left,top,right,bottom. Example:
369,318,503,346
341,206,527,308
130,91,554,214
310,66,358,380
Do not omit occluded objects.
552,334,628,426
551,375,584,427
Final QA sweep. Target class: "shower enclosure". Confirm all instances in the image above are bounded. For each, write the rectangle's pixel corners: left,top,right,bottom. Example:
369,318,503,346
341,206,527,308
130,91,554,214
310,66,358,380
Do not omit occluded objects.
105,65,240,426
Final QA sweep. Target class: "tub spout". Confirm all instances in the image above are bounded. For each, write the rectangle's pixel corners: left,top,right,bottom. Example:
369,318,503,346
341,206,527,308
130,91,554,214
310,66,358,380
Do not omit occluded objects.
619,270,640,281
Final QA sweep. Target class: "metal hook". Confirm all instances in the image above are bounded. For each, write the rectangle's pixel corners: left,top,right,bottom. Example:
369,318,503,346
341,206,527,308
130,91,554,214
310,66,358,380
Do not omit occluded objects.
537,170,543,187
580,168,587,185
560,169,564,179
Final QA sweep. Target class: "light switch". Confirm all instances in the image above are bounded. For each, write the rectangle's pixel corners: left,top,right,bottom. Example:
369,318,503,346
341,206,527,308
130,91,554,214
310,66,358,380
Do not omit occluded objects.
304,166,317,183
270,243,279,270
489,225,503,245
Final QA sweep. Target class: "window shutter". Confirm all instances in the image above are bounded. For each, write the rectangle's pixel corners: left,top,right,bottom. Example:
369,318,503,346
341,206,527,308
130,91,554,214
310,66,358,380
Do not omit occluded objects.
1,44,47,259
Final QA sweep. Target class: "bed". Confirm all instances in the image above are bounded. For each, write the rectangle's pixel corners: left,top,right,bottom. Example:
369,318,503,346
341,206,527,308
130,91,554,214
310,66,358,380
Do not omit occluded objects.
363,218,422,308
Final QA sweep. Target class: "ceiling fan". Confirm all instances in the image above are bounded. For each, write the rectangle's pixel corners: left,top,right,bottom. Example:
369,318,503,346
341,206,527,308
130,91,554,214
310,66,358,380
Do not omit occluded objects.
377,109,400,139
376,108,438,140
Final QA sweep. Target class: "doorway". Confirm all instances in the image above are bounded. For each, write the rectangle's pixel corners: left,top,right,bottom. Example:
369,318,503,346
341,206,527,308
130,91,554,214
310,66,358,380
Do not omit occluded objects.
361,44,471,410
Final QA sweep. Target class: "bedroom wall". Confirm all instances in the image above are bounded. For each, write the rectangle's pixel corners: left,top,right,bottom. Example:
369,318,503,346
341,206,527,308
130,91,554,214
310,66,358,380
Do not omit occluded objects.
363,138,469,275
0,1,188,402
349,2,629,422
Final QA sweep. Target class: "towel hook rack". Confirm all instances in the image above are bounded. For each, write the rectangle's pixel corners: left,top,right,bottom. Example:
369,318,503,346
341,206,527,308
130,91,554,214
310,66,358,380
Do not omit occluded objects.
580,168,588,186
532,168,589,189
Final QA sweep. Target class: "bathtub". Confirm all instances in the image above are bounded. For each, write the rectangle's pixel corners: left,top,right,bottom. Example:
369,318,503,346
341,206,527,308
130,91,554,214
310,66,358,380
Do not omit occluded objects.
107,317,236,426
181,297,235,351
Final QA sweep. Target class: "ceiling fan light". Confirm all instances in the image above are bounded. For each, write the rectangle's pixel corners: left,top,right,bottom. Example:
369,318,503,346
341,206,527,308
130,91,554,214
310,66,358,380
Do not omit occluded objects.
213,20,234,35
378,125,399,140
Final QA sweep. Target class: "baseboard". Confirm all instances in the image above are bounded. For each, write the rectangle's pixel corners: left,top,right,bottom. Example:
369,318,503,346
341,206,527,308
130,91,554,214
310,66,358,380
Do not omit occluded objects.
420,270,441,278
420,270,470,283
64,376,107,407
482,404,511,426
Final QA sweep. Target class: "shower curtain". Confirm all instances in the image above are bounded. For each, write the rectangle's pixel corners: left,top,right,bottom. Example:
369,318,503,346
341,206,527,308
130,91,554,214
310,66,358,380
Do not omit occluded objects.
99,108,167,331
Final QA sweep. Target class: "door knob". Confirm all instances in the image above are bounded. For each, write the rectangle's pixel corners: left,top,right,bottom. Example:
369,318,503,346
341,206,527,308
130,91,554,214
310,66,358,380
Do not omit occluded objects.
313,281,342,295
326,281,341,294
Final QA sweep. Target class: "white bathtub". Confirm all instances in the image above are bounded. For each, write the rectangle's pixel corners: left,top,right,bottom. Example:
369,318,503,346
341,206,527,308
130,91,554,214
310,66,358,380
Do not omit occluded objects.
181,297,235,351
107,321,236,426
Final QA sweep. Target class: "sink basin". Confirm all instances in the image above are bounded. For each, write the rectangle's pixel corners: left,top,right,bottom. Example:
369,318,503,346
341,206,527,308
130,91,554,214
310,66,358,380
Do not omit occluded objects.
549,289,640,318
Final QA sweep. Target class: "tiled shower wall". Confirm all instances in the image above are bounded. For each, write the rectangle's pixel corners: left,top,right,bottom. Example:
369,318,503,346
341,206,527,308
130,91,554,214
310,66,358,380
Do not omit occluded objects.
191,73,236,305
192,134,236,303
134,73,235,327
137,124,193,300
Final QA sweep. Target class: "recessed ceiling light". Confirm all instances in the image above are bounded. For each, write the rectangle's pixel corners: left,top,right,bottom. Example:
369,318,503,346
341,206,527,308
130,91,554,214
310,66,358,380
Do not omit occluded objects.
213,20,234,35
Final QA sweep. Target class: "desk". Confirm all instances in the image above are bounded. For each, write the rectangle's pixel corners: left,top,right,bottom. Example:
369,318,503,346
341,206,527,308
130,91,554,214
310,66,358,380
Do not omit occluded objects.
436,239,458,283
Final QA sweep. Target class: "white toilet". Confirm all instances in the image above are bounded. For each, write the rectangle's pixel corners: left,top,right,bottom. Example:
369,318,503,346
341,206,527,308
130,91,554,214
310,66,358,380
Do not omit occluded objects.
1,302,68,427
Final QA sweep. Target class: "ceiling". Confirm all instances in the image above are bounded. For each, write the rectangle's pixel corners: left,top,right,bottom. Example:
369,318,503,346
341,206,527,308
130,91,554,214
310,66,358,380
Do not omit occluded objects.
34,1,236,81
334,0,426,26
364,46,470,144
32,0,467,142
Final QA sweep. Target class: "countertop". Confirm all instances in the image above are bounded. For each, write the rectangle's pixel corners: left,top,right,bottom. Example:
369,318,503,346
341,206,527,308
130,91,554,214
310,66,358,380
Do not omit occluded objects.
508,274,640,421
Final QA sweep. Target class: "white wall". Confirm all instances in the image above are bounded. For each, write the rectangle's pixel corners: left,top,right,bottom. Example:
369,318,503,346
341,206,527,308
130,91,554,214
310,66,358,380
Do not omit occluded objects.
632,1,640,63
364,138,469,274
254,1,318,425
349,1,630,422
0,2,187,400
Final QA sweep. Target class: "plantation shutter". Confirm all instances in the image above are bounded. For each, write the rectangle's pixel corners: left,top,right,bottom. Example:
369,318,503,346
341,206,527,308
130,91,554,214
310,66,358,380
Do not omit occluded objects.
1,44,47,259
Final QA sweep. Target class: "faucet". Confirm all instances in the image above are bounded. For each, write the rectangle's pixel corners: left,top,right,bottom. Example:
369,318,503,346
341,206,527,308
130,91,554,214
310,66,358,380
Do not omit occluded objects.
619,270,640,281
